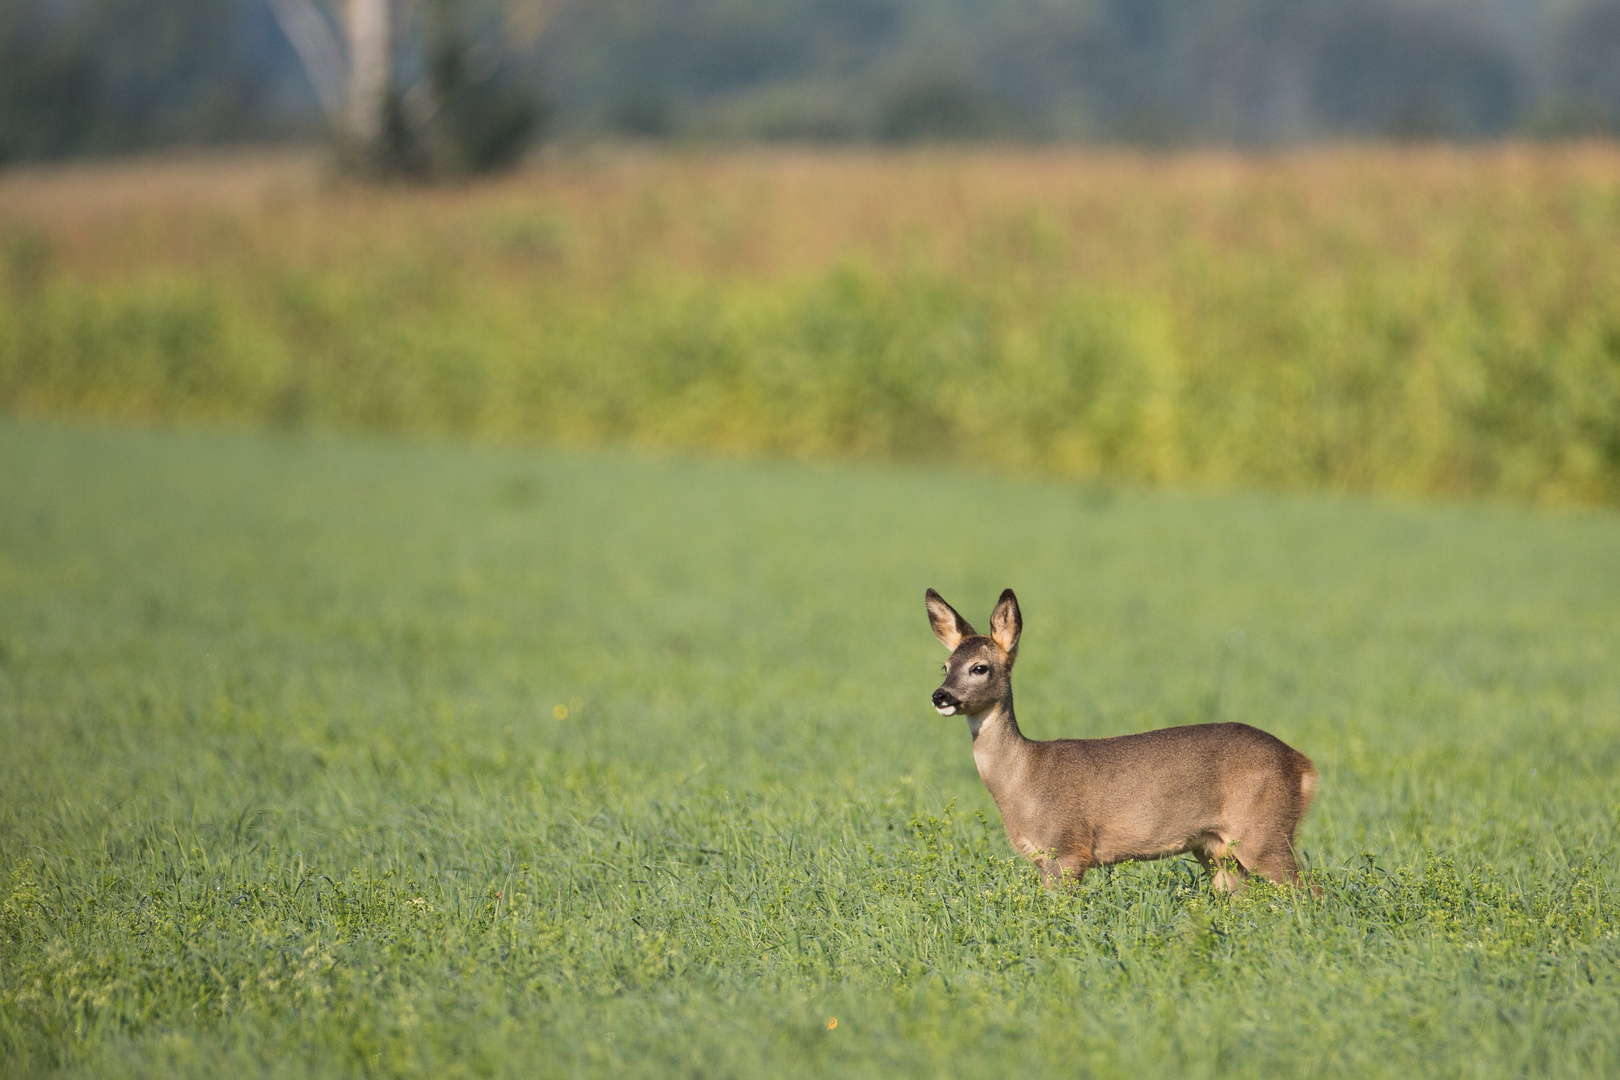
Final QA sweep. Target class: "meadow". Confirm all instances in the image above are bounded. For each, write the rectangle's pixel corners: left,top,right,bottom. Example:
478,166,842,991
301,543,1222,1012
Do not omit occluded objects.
3,417,1619,1078
3,144,1620,503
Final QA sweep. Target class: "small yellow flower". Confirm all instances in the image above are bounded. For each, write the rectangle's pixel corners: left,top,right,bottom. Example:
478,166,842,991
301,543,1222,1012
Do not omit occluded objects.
553,704,568,720
825,1017,837,1030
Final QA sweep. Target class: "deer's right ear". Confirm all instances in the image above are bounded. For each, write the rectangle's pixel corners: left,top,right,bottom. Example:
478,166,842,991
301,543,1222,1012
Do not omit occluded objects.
926,588,976,651
989,588,1022,661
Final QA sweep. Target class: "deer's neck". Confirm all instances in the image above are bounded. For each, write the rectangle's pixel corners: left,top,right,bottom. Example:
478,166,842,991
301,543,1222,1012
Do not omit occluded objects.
968,696,1035,801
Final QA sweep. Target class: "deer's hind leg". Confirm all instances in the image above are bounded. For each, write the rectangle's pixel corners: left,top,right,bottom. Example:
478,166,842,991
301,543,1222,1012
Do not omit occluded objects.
1224,822,1319,891
1242,827,1324,893
1246,841,1301,887
1194,835,1248,893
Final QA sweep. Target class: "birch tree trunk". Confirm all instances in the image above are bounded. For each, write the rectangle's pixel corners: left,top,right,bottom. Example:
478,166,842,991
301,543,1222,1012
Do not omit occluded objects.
346,0,392,152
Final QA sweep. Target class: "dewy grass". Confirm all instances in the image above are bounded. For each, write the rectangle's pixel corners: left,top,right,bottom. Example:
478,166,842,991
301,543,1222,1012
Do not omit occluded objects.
3,145,1620,503
1,419,1618,1078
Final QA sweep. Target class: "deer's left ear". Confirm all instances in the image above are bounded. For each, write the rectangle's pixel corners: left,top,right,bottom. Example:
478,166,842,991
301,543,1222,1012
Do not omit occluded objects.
989,588,1021,662
926,589,976,651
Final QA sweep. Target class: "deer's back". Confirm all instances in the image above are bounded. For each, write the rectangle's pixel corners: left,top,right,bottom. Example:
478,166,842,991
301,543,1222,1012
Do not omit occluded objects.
1051,720,1303,779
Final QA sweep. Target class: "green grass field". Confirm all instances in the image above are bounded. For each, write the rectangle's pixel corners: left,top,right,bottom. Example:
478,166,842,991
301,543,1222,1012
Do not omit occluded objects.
2,418,1618,1077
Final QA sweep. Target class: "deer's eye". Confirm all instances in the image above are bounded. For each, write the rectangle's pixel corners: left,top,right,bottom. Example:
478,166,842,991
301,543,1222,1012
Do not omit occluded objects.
970,663,990,676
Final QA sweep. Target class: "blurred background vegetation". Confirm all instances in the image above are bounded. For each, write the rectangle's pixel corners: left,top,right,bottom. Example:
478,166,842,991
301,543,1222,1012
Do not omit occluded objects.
5,0,1620,163
1,1,1618,505
3,146,1619,503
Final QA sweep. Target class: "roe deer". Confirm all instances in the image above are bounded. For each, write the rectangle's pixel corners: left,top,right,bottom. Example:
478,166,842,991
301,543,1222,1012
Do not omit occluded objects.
926,588,1317,891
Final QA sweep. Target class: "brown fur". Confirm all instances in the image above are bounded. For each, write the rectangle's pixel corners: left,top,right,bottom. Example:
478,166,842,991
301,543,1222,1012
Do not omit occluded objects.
927,588,1318,891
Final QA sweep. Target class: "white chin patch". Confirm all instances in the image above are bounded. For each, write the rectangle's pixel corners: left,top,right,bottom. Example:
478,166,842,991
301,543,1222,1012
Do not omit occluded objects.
935,704,957,716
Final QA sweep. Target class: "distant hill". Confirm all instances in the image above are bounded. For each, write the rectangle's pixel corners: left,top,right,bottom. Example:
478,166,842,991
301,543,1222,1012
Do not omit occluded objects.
4,0,1620,161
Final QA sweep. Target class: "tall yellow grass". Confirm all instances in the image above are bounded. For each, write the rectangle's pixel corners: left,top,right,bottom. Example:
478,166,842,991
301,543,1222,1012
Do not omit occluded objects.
3,144,1619,501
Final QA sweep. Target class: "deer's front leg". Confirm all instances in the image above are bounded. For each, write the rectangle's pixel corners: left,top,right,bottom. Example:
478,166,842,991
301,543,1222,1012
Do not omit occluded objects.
1035,850,1091,890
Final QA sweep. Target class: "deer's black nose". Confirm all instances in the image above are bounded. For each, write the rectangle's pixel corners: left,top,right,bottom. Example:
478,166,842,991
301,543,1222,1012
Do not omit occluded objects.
932,688,958,709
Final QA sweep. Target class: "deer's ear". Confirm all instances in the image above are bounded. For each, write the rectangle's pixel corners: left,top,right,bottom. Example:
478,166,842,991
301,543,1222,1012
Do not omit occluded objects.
926,589,976,651
990,588,1022,662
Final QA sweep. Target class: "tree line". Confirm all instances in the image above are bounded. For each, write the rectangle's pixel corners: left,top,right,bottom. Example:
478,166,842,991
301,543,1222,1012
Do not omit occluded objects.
3,0,1620,166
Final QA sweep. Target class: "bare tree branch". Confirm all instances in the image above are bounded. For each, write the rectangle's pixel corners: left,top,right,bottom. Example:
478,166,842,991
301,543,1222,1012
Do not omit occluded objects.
265,0,348,128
